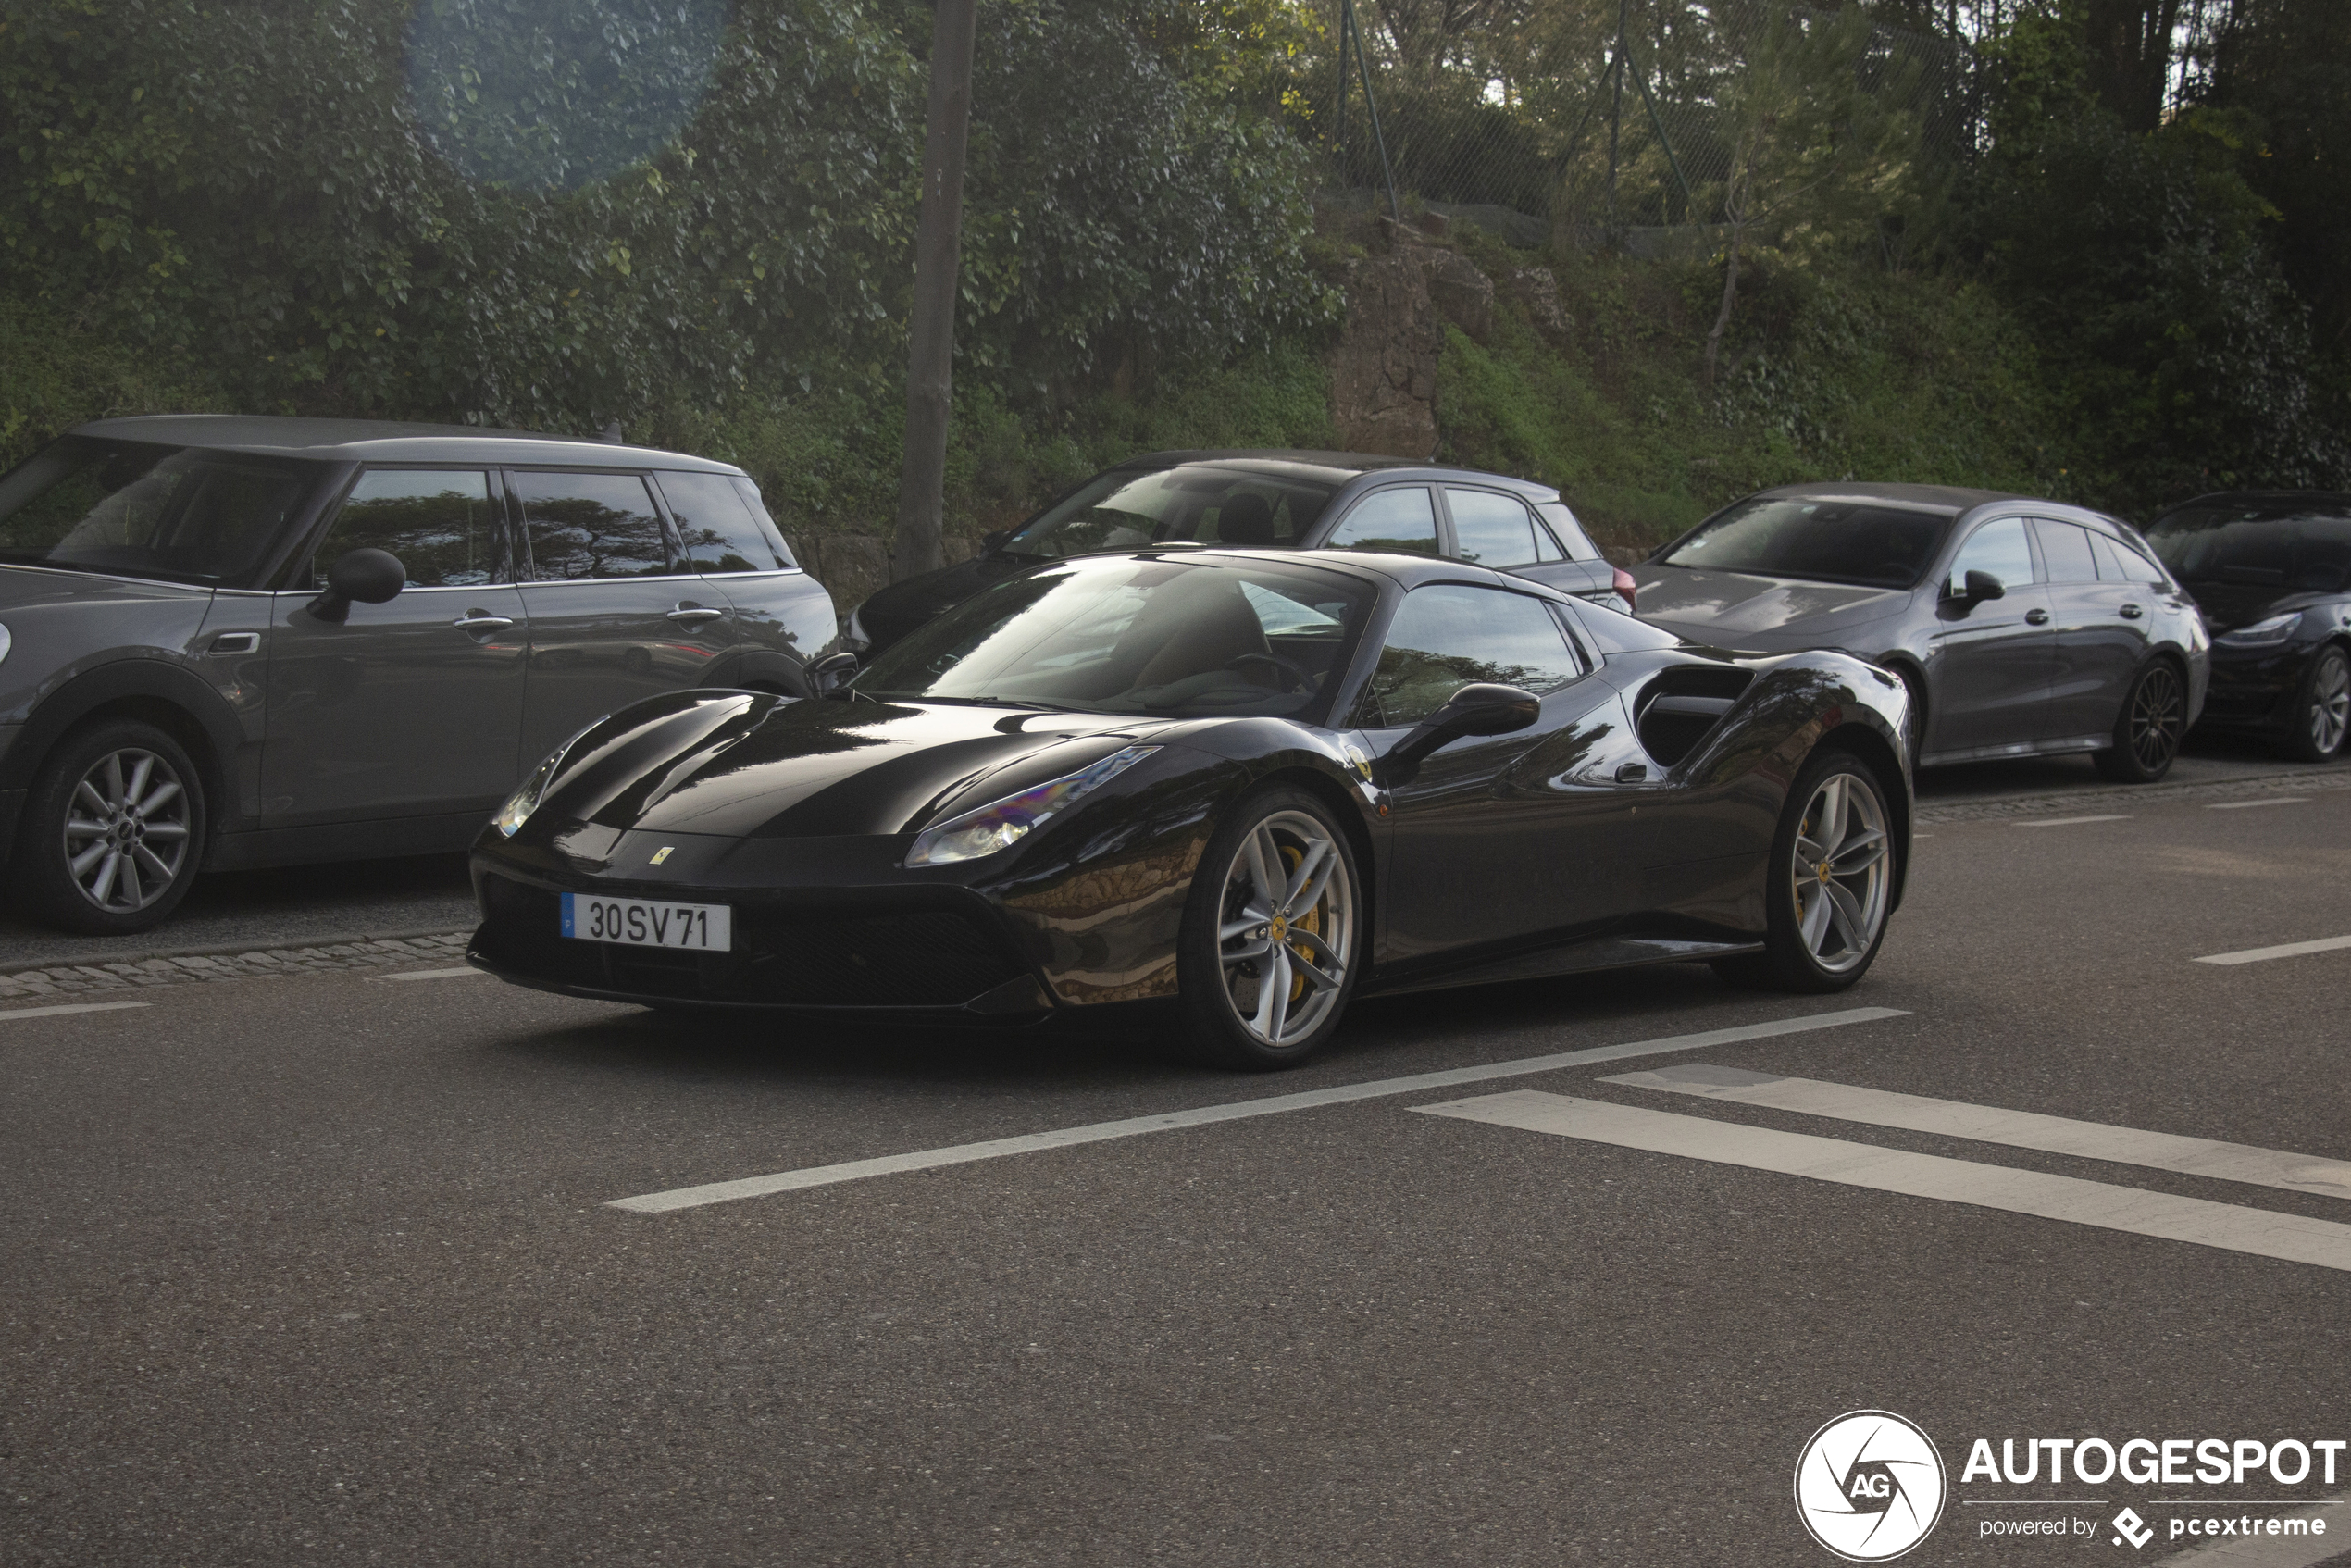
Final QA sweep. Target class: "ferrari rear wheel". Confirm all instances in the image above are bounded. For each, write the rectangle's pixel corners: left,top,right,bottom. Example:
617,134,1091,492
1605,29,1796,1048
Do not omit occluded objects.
1713,748,1894,993
1176,787,1362,1070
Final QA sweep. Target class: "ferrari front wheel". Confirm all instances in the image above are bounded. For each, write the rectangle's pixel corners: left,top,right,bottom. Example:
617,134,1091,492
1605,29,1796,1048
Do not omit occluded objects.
1715,748,1894,993
1176,787,1363,1070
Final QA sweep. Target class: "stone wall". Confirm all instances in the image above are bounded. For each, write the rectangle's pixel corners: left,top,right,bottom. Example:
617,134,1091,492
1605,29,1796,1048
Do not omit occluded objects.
781,531,978,627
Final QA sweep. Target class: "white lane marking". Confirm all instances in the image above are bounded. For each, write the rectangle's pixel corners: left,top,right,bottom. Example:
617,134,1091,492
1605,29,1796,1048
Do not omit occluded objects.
377,967,486,982
607,1005,1910,1213
0,1001,153,1022
1411,1092,2351,1273
1600,1064,2351,1199
2013,815,2132,828
2196,935,2351,967
2149,1488,2351,1565
2207,797,2309,811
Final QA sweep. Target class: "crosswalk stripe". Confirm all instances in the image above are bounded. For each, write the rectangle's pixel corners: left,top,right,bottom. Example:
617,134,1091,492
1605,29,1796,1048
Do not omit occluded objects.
2207,797,2308,811
1411,1091,2351,1273
2196,935,2351,966
1598,1064,2351,1200
607,1005,1910,1213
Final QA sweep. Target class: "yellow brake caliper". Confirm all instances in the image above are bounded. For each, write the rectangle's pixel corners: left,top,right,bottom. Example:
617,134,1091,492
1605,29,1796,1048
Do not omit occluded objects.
1280,843,1320,1002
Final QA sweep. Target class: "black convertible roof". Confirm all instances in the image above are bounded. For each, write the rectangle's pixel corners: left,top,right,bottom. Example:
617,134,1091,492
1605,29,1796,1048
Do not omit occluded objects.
67,415,745,475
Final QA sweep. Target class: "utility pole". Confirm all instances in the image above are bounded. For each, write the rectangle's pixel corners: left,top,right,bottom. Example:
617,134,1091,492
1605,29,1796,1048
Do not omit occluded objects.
891,0,978,582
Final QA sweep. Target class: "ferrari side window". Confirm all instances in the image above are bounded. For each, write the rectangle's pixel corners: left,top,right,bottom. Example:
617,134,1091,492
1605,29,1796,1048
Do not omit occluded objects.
1356,584,1582,728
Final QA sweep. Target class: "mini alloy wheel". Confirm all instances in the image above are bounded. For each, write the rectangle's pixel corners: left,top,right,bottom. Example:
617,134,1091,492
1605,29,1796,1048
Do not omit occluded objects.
2286,644,2350,764
1178,789,1362,1068
15,719,206,934
2094,662,2184,783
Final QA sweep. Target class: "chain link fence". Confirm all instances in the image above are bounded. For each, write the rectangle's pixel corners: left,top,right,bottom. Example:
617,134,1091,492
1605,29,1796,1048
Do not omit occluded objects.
1312,0,1979,250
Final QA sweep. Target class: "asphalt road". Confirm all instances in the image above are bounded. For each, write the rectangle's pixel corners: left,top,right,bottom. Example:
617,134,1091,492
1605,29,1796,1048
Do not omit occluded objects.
5,754,2351,1567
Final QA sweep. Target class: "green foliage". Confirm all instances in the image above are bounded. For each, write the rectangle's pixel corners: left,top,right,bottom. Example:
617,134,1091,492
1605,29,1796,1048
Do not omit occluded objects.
1437,244,2063,550
0,0,1331,443
1959,5,2350,511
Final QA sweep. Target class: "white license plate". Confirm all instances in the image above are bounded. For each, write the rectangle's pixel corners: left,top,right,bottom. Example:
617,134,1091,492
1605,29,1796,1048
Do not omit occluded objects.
561,892,732,952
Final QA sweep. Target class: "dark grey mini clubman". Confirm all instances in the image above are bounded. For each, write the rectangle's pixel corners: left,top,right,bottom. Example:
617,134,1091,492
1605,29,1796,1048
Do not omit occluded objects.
0,415,836,934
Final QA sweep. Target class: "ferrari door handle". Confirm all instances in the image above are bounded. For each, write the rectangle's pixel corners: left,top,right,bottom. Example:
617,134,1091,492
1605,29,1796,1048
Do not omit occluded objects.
1615,762,1648,782
453,613,516,632
2119,603,2145,619
667,604,726,625
2024,608,2050,626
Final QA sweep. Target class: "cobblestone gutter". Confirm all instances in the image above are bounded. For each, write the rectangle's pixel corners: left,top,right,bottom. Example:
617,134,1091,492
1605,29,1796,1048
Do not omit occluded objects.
0,930,473,1003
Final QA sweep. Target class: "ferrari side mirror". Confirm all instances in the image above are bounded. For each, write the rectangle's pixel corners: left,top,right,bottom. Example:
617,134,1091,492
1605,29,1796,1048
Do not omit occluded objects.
980,529,1011,554
307,548,406,624
810,650,860,699
1374,682,1540,787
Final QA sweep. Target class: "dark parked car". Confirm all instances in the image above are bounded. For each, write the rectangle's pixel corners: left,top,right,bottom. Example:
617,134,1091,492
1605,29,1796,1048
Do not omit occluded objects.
1631,483,2209,781
469,547,1910,1069
842,450,1636,656
0,415,835,934
2142,492,2351,762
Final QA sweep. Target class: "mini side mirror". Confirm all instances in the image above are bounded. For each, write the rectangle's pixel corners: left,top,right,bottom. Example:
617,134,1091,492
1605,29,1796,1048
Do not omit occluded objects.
1947,568,2007,604
307,548,406,624
810,650,860,698
1373,681,1541,786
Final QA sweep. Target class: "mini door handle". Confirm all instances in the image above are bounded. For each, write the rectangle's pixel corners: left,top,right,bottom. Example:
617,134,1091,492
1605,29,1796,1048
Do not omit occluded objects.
667,604,726,625
453,613,516,632
2024,608,2051,626
2119,603,2145,619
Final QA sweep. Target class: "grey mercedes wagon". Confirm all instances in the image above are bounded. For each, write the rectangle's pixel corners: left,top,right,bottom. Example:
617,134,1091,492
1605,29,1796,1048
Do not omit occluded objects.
0,416,836,933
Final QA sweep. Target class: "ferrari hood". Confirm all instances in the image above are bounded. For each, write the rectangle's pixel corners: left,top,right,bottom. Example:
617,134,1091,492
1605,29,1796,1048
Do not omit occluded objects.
538,692,1167,841
1631,565,1909,647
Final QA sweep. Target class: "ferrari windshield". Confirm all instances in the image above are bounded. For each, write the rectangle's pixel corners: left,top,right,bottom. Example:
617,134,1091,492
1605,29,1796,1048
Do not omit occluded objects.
2144,502,2351,591
999,464,1337,559
853,555,1375,722
0,436,321,585
1661,497,1956,589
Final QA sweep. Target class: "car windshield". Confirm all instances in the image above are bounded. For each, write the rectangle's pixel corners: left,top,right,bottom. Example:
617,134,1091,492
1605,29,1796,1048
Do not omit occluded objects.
999,464,1337,559
1660,498,1955,589
0,436,321,585
2144,503,2351,592
853,555,1374,722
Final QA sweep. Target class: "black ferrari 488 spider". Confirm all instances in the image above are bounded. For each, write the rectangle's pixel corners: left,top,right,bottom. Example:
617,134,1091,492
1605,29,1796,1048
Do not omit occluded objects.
467,549,1911,1067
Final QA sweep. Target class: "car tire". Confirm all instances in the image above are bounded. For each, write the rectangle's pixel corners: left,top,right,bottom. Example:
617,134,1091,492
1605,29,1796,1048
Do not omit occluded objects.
12,718,207,935
2092,660,2186,783
2281,643,2350,764
1175,786,1363,1070
1711,747,1895,994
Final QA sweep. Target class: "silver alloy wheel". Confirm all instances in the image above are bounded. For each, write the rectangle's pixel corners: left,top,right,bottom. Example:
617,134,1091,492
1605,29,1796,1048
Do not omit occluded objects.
63,747,193,914
1215,809,1354,1048
1790,772,1890,975
2308,650,2350,756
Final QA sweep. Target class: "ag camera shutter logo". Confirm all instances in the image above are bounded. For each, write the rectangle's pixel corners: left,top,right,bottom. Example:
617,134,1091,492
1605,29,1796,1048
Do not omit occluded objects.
1795,1410,1948,1561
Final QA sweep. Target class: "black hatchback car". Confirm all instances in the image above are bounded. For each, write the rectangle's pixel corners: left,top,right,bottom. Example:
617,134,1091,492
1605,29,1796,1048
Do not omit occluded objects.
2143,492,2351,761
843,450,1635,656
0,416,837,933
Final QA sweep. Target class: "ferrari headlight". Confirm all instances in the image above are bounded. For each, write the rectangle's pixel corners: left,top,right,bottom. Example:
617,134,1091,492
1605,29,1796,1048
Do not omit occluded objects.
494,720,604,837
2217,612,2303,647
905,745,1158,867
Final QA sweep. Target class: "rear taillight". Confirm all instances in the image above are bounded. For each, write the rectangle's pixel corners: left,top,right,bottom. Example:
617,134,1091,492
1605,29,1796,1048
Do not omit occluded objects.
1613,566,1637,614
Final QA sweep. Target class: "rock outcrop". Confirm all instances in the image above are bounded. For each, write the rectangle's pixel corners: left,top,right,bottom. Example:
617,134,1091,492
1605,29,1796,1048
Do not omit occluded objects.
1326,246,1442,459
